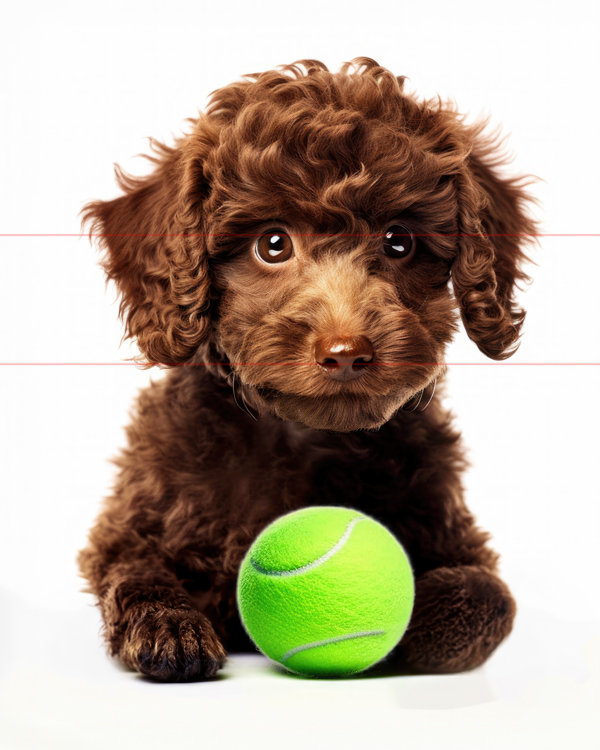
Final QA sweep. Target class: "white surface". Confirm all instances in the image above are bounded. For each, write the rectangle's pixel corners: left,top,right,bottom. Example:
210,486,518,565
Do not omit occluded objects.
1,594,599,750
1,0,600,747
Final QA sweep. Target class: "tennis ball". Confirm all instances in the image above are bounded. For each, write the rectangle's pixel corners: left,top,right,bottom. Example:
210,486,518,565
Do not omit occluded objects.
236,506,414,677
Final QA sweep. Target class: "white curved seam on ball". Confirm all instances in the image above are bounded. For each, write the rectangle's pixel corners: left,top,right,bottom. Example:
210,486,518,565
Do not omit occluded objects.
280,630,386,663
250,516,365,577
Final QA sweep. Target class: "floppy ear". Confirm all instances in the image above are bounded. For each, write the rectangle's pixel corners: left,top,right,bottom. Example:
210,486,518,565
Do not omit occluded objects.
451,129,537,360
81,122,216,365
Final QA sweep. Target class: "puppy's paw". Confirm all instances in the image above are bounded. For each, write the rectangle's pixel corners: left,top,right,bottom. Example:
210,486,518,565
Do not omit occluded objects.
119,604,227,681
396,566,516,674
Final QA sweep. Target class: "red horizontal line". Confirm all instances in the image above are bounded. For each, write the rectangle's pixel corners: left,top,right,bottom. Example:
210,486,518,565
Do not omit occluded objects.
1,362,599,367
0,233,599,239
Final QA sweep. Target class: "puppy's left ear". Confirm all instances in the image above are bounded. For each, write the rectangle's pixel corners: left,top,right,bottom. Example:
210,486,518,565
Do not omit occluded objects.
81,119,219,366
451,130,538,360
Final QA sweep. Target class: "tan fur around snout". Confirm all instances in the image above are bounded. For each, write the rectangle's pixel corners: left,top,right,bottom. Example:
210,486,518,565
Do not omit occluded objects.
217,248,451,431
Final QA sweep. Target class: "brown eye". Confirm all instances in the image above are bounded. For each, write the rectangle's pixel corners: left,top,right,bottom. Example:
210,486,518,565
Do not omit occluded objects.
255,231,294,264
382,224,416,259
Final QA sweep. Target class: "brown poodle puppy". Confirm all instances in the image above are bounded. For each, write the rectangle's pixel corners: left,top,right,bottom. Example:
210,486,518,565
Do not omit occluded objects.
79,58,536,681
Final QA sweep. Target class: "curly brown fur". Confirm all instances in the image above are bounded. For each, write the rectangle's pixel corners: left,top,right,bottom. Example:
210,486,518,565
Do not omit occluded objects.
78,58,536,680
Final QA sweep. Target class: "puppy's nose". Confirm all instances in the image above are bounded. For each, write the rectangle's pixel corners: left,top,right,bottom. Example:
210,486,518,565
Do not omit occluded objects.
314,335,374,381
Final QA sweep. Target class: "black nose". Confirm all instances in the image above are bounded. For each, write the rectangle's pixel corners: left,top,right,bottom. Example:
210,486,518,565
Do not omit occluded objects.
314,335,374,381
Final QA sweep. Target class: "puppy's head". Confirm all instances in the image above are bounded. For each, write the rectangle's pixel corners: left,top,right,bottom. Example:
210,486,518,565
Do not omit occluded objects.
83,58,536,432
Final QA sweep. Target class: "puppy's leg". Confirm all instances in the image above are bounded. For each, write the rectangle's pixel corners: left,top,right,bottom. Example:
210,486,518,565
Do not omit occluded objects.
395,565,516,673
377,403,517,673
80,550,226,682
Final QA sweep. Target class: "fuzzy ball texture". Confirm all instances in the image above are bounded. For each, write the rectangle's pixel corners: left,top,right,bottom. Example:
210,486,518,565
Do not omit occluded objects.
237,506,415,677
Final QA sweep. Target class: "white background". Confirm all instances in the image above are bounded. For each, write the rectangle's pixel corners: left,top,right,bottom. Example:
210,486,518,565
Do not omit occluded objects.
1,0,599,748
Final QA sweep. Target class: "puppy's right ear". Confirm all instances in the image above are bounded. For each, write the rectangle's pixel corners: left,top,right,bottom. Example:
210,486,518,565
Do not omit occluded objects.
81,123,217,365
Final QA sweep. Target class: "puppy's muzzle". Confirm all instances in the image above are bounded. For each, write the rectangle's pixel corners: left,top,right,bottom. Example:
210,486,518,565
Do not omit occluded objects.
314,335,374,381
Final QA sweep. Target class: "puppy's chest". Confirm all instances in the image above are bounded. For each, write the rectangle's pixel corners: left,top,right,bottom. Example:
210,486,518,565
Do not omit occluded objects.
174,420,413,578
222,420,409,522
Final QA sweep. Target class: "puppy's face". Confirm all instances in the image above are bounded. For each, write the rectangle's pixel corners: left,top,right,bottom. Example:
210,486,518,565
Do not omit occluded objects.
215,237,454,431
205,135,458,431
84,59,535,432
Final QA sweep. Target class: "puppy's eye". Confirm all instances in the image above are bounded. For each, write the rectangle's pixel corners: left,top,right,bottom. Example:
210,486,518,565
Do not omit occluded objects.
255,231,294,264
382,224,416,259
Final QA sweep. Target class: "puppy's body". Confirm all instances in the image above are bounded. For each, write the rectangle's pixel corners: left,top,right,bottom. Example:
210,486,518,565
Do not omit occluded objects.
79,368,507,678
79,59,535,681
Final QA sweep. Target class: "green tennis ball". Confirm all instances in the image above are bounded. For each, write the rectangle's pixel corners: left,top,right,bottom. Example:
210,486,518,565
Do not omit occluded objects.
236,506,414,677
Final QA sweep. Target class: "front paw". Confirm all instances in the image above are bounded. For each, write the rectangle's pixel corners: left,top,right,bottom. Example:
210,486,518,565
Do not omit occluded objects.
396,566,516,673
119,604,227,681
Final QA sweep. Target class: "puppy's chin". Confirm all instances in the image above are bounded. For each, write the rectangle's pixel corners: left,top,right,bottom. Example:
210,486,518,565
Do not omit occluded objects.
263,392,409,432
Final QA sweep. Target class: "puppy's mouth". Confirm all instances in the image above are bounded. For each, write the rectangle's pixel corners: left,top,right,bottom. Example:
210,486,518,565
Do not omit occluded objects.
227,304,447,431
238,375,435,432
